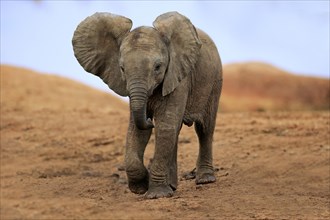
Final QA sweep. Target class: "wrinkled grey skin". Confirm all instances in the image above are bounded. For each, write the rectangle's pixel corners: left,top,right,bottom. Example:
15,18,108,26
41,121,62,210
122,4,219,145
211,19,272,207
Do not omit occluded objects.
72,12,222,199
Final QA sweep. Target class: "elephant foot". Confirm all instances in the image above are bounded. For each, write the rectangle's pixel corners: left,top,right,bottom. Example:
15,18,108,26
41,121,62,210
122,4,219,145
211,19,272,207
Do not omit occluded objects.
145,184,174,199
195,170,216,185
128,177,149,194
126,162,149,194
169,168,178,191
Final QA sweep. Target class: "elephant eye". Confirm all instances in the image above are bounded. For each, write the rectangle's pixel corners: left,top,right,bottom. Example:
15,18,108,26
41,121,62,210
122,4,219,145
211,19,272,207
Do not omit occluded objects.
120,65,125,73
154,63,161,72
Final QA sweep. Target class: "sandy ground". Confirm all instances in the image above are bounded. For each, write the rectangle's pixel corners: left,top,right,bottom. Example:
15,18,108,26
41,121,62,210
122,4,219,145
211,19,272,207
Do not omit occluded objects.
1,66,329,219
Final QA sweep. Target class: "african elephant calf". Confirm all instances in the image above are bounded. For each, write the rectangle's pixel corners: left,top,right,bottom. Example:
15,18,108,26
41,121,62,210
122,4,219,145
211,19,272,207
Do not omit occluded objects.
72,11,222,199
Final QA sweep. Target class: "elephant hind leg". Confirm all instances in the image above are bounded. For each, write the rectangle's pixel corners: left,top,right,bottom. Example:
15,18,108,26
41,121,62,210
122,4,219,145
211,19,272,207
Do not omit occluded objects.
194,81,221,185
194,121,216,185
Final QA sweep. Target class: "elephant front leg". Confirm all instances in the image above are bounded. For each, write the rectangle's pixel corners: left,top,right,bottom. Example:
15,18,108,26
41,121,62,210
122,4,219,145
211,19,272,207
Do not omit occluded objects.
145,123,179,199
125,114,152,194
169,139,178,190
145,79,187,199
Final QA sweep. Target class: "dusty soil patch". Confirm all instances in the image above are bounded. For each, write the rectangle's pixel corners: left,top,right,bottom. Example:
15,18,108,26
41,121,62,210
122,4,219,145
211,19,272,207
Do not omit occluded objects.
1,66,329,219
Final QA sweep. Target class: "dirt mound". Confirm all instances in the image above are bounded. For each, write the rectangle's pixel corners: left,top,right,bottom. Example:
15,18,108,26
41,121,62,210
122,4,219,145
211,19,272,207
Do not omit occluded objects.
1,65,329,219
221,62,330,112
1,65,128,113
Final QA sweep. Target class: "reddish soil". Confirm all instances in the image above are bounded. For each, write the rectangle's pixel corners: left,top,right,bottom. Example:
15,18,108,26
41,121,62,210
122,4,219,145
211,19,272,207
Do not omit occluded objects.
1,65,329,219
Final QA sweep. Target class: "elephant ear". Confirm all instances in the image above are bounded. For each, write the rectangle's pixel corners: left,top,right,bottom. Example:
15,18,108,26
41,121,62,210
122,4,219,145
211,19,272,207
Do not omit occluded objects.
72,12,132,96
153,12,202,96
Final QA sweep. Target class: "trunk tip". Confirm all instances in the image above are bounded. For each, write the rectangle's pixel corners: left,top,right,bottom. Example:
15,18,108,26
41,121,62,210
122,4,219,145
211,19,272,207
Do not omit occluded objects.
137,118,154,130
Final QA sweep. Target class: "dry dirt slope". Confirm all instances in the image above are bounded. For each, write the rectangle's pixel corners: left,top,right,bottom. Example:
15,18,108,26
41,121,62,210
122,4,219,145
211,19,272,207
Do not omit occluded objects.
221,62,329,112
1,65,330,219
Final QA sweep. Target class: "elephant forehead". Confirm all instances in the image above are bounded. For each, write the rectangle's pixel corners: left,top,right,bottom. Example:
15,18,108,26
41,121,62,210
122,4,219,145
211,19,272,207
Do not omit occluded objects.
122,26,165,51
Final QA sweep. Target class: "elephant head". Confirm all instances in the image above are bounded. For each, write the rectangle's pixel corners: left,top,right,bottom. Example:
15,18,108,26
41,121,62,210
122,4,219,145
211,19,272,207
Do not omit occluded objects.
72,12,201,130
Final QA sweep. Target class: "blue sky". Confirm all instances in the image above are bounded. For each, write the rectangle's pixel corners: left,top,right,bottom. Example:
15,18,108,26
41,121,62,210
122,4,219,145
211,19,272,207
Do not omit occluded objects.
1,1,329,94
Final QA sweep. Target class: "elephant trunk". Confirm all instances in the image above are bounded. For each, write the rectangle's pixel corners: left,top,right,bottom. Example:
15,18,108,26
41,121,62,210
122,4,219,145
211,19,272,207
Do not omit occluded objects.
129,81,154,130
